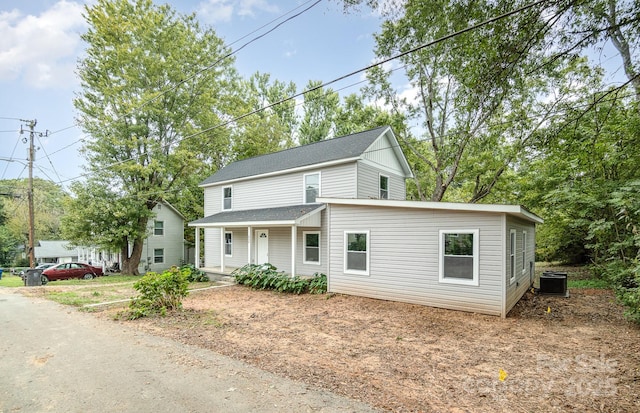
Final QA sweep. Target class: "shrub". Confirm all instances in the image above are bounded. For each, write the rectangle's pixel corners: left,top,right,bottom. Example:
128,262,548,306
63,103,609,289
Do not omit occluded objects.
180,264,209,282
232,264,327,295
128,266,189,319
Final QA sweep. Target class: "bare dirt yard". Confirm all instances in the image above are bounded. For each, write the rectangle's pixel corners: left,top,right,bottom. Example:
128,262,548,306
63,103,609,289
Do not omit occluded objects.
94,279,640,413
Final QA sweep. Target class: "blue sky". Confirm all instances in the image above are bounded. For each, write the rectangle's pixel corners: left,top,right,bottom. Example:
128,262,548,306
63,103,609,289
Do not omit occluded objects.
0,0,629,190
0,0,383,188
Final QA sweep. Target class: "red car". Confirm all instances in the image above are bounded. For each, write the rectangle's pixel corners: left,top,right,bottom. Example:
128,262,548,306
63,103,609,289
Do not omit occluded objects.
41,262,104,284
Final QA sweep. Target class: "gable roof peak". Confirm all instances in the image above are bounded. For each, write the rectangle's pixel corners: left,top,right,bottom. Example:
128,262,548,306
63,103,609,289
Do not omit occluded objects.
200,126,392,186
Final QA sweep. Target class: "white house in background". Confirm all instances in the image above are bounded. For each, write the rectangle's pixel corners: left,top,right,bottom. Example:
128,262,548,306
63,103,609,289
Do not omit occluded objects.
137,202,187,274
34,240,118,269
189,126,543,317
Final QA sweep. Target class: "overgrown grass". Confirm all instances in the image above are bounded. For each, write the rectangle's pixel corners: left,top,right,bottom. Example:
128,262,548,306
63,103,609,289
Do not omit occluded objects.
0,274,26,287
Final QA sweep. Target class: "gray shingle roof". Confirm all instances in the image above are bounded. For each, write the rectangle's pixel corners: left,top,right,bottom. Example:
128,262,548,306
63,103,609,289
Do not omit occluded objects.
200,126,390,186
189,204,325,226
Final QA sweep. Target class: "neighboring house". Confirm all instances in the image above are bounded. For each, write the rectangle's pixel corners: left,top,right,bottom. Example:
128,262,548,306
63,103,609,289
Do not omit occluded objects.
34,240,78,264
189,126,542,317
138,202,187,273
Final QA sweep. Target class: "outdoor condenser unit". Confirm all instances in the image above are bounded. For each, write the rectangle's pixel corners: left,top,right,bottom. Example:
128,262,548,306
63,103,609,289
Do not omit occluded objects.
539,271,568,296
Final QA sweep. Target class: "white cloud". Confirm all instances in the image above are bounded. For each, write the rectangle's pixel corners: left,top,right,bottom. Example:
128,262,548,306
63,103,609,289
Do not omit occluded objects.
0,1,86,89
197,0,279,24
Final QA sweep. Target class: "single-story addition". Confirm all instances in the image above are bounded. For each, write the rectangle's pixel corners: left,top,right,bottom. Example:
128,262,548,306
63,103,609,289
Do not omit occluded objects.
317,198,543,318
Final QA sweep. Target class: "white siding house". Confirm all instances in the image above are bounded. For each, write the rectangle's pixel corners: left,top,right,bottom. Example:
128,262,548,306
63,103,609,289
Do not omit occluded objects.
138,202,186,274
190,126,542,317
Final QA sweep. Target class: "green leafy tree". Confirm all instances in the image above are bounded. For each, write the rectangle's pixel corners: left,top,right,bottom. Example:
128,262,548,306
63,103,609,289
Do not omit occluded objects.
299,80,340,144
74,0,239,274
364,0,562,202
232,72,298,159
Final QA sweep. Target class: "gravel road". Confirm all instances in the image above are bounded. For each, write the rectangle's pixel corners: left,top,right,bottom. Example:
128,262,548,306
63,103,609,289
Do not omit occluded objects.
0,290,378,413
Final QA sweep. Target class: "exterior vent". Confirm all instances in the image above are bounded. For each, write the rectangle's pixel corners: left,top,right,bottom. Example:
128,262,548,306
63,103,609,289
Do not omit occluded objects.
539,271,568,296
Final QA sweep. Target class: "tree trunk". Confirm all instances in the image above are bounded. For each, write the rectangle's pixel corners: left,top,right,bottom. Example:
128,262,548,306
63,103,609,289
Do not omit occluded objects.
119,215,151,275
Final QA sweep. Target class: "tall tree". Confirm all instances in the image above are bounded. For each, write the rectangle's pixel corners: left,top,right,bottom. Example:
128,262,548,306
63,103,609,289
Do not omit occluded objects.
364,0,562,202
298,80,340,144
232,72,298,159
74,0,239,274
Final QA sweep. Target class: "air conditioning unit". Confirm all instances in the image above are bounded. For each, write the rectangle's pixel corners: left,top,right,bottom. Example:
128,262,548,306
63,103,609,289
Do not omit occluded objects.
539,271,568,296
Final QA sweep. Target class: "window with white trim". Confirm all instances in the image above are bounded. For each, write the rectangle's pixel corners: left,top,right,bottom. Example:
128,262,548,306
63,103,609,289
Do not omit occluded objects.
224,232,233,256
344,231,369,275
439,229,479,286
153,220,164,236
222,186,232,210
522,230,527,274
153,248,164,264
303,231,320,264
509,229,516,284
304,172,320,203
379,174,389,199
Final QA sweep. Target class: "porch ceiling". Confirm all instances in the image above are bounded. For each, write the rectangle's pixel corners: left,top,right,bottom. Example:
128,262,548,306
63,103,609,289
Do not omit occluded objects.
188,203,325,228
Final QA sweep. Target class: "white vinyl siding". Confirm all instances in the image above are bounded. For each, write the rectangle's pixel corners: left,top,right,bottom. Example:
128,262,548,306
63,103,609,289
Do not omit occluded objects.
504,216,536,314
328,204,504,316
141,203,185,273
357,161,406,200
208,163,356,211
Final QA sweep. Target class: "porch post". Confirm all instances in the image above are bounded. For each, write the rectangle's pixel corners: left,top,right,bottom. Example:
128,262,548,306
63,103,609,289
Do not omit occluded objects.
194,228,200,269
247,226,252,265
220,227,225,273
291,225,296,277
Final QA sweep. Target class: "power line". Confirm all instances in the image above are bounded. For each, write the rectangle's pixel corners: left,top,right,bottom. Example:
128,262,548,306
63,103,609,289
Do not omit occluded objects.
46,0,324,145
54,0,554,185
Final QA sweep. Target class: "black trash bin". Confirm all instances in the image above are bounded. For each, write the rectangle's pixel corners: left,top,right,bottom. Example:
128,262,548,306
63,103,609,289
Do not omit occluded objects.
25,269,43,286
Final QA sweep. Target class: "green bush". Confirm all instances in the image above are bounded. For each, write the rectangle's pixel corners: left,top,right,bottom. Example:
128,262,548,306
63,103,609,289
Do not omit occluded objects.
127,266,189,319
232,264,327,295
180,264,209,282
598,260,640,323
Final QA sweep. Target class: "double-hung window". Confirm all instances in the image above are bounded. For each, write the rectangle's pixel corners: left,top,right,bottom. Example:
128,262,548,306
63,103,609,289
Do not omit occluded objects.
222,186,232,210
522,230,527,274
304,173,320,203
154,248,164,264
439,229,479,286
153,220,164,236
509,229,517,284
303,231,320,264
344,231,369,275
379,175,389,199
224,232,233,256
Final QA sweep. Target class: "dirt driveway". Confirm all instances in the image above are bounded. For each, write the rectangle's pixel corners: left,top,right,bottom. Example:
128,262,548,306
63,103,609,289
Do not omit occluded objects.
99,284,640,412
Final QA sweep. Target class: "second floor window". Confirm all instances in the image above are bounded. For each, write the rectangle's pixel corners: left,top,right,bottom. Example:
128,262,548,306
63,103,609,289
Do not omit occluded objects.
223,186,232,210
153,220,164,236
379,175,389,199
304,173,320,203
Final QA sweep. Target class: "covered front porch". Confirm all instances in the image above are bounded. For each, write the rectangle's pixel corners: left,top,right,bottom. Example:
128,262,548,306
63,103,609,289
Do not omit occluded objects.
189,204,326,277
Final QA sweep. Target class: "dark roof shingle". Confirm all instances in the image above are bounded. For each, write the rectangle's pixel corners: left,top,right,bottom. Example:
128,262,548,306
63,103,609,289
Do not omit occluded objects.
200,126,389,186
189,204,324,226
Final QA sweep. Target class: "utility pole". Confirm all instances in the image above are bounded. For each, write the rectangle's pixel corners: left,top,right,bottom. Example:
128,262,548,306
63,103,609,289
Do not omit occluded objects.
19,119,48,268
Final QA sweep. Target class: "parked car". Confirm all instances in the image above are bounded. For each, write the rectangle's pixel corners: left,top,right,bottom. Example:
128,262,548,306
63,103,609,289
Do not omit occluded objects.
41,262,104,284
19,263,54,277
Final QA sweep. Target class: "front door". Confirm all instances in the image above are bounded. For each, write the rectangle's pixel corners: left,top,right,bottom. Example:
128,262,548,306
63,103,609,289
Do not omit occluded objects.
256,230,269,264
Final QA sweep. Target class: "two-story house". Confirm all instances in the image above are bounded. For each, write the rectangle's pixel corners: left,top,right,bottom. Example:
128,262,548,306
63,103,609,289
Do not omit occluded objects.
190,126,542,317
138,202,187,273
